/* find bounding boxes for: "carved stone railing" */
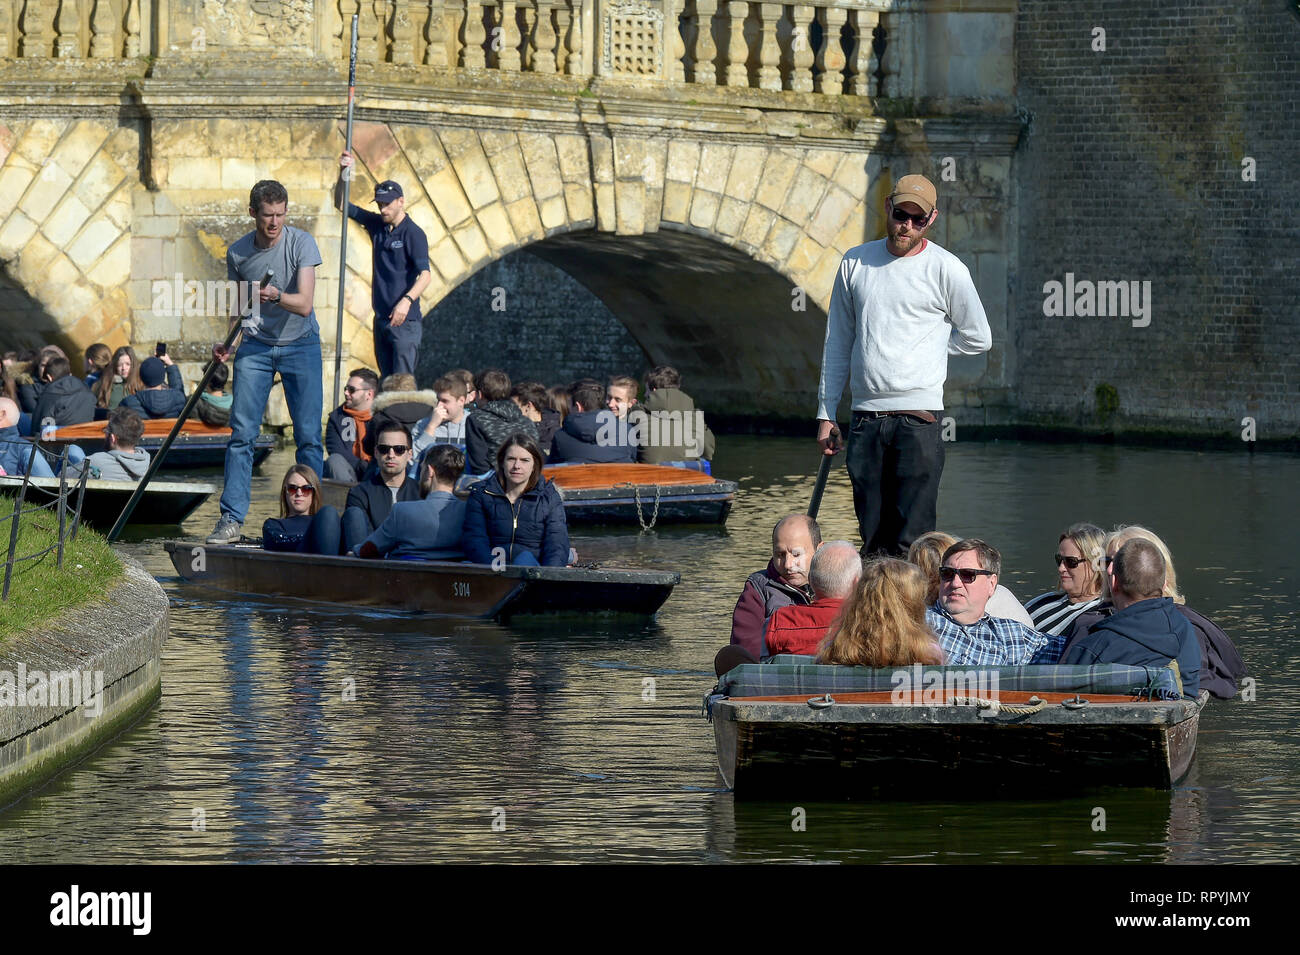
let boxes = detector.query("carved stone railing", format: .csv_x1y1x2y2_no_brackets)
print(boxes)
0,1,921,100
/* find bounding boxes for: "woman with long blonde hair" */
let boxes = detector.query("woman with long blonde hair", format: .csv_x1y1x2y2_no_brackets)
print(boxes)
817,558,944,667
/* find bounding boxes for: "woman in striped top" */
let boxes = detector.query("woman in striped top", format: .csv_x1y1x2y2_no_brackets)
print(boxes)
1024,522,1107,635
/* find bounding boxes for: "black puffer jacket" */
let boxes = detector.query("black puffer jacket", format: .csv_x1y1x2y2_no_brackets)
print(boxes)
464,399,539,475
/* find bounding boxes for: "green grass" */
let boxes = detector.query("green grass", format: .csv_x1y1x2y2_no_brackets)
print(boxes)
0,504,123,639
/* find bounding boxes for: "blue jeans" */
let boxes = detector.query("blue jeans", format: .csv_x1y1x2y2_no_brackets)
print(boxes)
220,332,324,523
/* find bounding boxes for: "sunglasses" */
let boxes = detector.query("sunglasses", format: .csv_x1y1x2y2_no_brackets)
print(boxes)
285,484,314,496
939,566,995,584
377,443,409,456
891,207,931,227
1055,554,1090,569
344,385,370,395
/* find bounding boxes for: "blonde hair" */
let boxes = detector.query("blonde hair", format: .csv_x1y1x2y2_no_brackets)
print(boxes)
816,559,944,668
1059,522,1107,598
1107,524,1184,604
907,530,957,604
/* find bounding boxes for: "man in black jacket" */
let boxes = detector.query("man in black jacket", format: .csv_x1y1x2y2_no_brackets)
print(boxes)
324,367,378,481
34,356,95,428
341,420,422,553
463,368,538,476
548,378,636,464
120,356,186,419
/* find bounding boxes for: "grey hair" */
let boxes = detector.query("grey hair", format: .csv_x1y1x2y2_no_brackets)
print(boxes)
810,540,862,599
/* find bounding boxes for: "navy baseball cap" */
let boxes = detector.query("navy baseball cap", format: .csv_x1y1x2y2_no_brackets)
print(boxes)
374,181,403,203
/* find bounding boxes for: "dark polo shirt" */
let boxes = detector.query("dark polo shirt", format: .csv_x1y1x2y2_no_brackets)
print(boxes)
347,204,431,323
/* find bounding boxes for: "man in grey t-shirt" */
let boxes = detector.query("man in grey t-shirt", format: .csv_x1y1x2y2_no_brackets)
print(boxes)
208,179,325,544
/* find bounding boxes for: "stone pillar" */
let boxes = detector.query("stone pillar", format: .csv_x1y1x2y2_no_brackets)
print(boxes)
425,0,449,66
562,0,582,76
844,9,878,97
90,0,116,59
755,3,781,91
463,0,487,67
691,0,718,85
814,6,845,95
788,5,813,93
723,2,749,88
667,0,686,83
55,0,78,58
21,0,47,58
498,1,522,71
520,2,535,70
125,0,140,57
532,0,558,74
391,0,417,64
359,0,381,61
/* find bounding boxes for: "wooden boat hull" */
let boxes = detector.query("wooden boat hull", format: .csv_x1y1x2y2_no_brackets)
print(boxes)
711,690,1207,797
322,463,737,526
49,420,275,470
1,475,216,527
163,541,679,619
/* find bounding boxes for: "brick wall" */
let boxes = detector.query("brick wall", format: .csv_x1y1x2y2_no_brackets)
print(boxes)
1014,1,1299,438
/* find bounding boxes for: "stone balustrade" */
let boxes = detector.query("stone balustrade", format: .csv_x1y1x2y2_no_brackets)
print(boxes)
0,1,925,101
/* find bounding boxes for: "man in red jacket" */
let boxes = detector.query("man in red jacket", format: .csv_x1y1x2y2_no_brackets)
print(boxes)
727,515,822,661
765,541,862,658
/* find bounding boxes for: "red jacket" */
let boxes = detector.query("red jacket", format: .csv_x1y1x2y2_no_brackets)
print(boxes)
764,596,845,658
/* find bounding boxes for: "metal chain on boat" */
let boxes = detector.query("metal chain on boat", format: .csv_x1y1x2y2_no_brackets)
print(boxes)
616,482,661,531
949,695,1047,715
807,694,835,709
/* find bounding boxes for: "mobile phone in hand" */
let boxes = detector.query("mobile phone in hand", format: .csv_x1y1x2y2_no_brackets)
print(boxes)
155,342,167,357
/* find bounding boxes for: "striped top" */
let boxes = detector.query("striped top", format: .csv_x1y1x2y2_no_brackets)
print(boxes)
1025,591,1104,636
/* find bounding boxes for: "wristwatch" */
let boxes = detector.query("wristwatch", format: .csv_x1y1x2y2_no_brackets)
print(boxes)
403,294,415,305
270,290,282,304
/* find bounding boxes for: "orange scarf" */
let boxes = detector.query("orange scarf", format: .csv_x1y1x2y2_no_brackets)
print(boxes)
343,407,373,463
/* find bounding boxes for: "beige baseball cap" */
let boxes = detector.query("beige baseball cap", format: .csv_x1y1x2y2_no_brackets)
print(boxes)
887,174,937,215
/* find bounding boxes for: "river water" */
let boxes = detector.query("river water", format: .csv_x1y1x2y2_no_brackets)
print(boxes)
2,437,1296,863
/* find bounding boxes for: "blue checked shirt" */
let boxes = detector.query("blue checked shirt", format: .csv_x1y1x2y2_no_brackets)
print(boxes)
926,604,1067,665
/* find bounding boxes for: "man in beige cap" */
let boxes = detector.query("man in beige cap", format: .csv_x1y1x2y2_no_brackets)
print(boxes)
814,174,992,557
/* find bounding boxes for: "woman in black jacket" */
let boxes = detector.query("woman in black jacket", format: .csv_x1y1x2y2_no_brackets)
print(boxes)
461,434,569,566
261,465,343,555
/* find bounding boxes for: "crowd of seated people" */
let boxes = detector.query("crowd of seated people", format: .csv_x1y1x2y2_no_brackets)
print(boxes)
714,514,1246,700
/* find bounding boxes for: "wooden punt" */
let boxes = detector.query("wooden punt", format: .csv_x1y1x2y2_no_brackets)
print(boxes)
322,463,736,526
163,541,680,619
709,685,1208,798
0,474,216,527
48,419,276,470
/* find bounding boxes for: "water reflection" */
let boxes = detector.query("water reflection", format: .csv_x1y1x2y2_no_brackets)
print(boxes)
1,438,1297,862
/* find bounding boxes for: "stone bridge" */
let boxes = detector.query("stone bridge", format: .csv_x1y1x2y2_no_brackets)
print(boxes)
0,0,1018,420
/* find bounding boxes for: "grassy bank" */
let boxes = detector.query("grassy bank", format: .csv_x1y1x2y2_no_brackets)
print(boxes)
0,505,123,638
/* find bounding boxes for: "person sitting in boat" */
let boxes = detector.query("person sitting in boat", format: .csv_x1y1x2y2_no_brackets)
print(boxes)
83,343,112,390
120,355,186,419
765,540,862,658
93,346,143,412
65,407,150,481
261,465,343,555
411,374,473,470
635,365,715,473
194,360,233,428
727,515,821,661
1060,538,1200,698
463,369,539,477
34,355,96,428
462,433,570,567
908,530,1034,626
0,396,56,478
359,445,468,561
924,539,1062,665
341,420,423,554
1061,525,1245,699
324,367,378,481
373,372,436,437
548,378,637,465
818,558,945,667
1022,522,1107,635
511,381,559,461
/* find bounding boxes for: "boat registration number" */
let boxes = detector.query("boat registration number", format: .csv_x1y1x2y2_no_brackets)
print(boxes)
452,581,471,597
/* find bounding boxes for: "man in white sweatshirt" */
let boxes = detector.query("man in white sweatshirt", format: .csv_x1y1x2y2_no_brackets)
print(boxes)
815,174,992,557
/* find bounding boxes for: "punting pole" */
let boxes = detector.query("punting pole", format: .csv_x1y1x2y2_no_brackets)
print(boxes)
106,272,273,542
333,14,359,409
807,424,841,520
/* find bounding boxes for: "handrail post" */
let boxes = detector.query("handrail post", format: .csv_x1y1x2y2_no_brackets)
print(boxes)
56,446,69,569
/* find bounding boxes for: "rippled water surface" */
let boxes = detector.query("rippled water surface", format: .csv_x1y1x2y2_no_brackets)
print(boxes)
2,437,1296,862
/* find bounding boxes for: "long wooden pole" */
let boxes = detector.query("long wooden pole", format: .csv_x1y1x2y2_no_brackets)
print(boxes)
807,425,841,519
333,14,359,410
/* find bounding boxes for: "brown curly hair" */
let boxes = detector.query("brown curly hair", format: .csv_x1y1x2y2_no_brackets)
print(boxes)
816,558,944,668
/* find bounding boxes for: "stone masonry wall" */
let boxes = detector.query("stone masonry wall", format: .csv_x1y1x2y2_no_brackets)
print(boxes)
1014,1,1300,439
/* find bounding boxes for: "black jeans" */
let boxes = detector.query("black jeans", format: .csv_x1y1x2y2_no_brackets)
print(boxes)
845,412,944,558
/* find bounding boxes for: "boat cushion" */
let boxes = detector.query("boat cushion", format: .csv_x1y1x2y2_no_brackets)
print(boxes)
717,662,1182,700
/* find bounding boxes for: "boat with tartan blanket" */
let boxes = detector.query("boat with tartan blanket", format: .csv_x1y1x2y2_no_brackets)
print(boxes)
706,659,1208,797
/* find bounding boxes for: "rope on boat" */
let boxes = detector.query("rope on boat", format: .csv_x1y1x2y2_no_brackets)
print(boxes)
949,695,1046,715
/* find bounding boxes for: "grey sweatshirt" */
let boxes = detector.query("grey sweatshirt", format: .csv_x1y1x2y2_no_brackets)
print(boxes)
68,447,152,482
